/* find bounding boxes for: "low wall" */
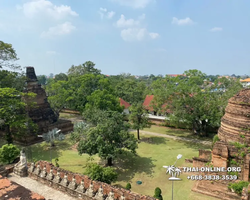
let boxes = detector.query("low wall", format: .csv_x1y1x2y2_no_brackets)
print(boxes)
0,164,15,177
28,161,156,200
198,150,211,160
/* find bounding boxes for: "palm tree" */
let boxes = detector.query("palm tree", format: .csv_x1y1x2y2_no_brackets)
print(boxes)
166,165,175,177
174,167,182,177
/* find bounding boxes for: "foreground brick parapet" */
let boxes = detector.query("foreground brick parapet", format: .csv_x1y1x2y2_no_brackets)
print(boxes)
0,175,45,200
28,160,156,200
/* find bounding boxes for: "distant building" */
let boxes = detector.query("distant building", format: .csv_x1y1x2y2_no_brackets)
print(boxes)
240,78,250,87
166,74,185,77
119,98,131,114
143,95,171,116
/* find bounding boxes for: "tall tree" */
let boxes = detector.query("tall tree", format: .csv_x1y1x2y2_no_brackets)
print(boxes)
76,110,138,166
85,89,123,112
0,41,20,70
37,75,47,85
152,69,243,136
129,103,151,140
114,79,146,104
0,88,37,143
68,61,101,77
54,73,68,81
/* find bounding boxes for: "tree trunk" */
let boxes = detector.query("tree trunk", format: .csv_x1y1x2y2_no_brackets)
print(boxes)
137,129,140,140
5,125,13,144
107,157,113,166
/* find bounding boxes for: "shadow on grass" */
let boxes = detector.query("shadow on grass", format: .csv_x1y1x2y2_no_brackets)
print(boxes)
114,151,156,182
179,140,212,151
140,136,167,145
26,140,72,163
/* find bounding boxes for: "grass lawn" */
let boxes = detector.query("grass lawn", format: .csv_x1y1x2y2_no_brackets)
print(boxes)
18,132,217,200
143,125,215,141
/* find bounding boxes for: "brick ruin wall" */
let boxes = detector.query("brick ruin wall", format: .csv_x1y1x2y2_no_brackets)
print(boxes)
28,160,156,200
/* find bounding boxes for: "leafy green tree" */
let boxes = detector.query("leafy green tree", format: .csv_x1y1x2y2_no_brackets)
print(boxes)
154,187,163,200
114,79,146,104
85,163,118,184
152,69,242,136
129,103,151,140
68,61,101,77
0,144,20,164
0,40,20,70
54,73,68,81
0,88,37,143
85,89,123,112
37,75,47,85
77,110,138,166
46,80,73,113
0,70,26,91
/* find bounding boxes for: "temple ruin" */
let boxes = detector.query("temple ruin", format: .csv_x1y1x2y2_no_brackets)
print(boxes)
192,89,250,200
16,67,73,144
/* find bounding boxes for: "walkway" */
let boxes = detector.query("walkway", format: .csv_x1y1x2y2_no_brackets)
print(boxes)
130,130,212,146
8,173,77,200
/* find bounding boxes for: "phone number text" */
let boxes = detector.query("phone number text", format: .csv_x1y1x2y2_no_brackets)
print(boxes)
187,175,238,181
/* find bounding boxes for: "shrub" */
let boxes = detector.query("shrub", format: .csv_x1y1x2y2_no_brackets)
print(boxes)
228,181,249,195
55,158,59,167
125,183,131,190
154,187,163,200
213,135,219,145
0,144,19,164
85,163,118,184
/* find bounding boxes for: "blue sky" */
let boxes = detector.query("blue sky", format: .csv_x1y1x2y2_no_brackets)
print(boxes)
0,0,250,76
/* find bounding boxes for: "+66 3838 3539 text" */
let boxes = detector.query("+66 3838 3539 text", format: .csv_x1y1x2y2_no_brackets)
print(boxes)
187,174,238,181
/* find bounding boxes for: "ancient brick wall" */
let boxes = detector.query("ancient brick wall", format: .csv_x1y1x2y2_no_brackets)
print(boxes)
28,161,156,200
198,150,211,160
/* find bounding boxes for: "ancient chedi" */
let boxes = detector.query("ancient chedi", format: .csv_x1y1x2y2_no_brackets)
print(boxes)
192,89,250,200
22,67,73,145
25,67,58,133
218,89,250,144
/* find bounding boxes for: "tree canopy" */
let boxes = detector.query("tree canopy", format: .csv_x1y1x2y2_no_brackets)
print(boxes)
0,40,20,70
152,69,243,136
76,110,138,166
67,61,101,77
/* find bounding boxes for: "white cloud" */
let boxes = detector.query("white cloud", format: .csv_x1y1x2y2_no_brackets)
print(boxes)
99,7,115,19
149,32,159,39
41,22,76,38
110,0,154,8
210,27,223,32
107,11,115,19
121,28,159,41
172,17,194,25
116,14,142,28
18,0,78,20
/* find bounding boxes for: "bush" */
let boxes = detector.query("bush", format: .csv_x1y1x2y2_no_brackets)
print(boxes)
85,163,118,184
154,187,163,200
0,144,19,164
213,135,219,145
125,183,131,190
228,181,249,195
55,158,59,167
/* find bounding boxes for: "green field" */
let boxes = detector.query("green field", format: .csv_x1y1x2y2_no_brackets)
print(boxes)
13,132,217,200
143,125,215,141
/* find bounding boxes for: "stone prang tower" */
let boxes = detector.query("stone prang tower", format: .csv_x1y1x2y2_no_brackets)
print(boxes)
25,67,59,133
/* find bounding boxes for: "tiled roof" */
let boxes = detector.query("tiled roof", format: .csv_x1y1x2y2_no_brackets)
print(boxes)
143,95,155,111
119,98,131,109
143,95,172,113
240,78,250,82
0,175,45,200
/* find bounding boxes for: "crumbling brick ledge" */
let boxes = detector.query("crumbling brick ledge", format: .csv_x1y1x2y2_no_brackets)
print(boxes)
28,160,156,200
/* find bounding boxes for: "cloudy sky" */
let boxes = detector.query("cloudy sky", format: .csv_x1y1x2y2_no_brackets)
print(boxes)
0,0,250,76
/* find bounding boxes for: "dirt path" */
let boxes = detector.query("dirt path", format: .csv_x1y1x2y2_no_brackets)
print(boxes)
8,173,77,200
131,130,212,146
